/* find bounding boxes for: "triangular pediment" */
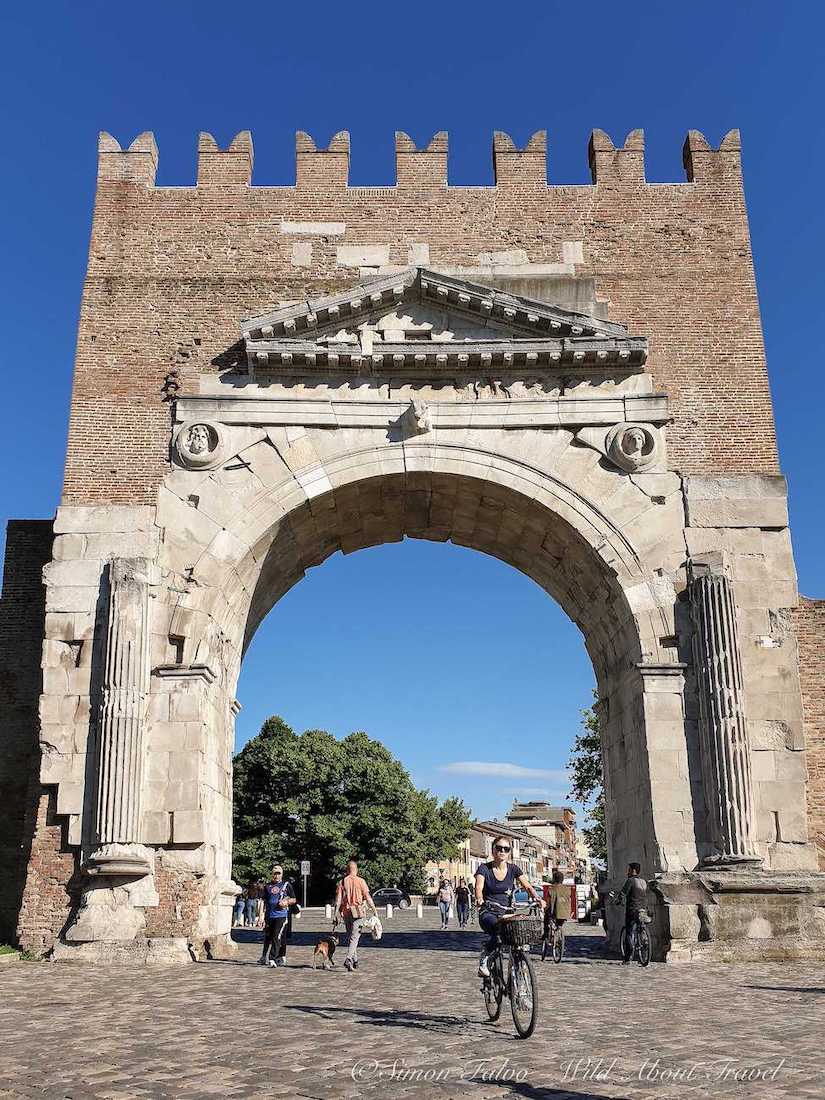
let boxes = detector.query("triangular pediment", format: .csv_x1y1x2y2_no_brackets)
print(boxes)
241,267,647,373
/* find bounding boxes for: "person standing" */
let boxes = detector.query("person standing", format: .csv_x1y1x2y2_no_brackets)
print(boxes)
335,859,376,973
255,880,266,928
258,865,296,968
437,878,454,929
245,881,258,928
233,887,247,928
455,878,471,928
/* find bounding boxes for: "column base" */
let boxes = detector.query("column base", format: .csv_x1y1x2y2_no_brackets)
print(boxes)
85,843,154,877
52,937,192,966
648,868,825,963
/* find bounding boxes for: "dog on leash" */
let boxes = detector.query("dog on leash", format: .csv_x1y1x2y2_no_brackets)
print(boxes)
312,931,339,970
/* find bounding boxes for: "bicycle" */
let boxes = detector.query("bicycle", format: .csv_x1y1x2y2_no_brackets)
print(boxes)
480,905,542,1038
540,915,564,963
618,911,651,967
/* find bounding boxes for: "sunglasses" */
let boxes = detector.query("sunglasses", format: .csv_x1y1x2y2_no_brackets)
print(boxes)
494,845,511,853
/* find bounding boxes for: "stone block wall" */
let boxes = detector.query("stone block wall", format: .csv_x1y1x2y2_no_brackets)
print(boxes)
798,597,825,868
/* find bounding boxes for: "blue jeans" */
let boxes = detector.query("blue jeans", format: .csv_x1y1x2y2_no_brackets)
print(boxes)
479,906,502,951
438,900,450,925
457,902,470,926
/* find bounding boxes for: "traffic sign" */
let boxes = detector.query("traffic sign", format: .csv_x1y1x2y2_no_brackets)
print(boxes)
300,860,310,876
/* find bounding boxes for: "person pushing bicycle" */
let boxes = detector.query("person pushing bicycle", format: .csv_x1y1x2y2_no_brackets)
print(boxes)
475,835,544,977
613,861,648,963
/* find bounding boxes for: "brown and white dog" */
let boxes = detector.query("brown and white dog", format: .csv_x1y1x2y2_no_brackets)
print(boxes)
312,932,338,970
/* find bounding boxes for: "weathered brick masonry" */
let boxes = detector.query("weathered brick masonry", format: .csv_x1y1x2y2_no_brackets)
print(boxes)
64,128,776,506
798,598,825,868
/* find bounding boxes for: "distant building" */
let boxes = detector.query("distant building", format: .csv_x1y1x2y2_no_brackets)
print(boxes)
576,834,594,883
505,801,578,879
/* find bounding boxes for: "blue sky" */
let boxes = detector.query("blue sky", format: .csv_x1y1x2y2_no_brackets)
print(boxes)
1,3,823,822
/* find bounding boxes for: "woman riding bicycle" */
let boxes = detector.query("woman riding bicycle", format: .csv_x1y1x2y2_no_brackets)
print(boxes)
475,835,544,977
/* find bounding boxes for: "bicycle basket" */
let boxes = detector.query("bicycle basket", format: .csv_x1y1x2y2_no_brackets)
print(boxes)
498,913,543,947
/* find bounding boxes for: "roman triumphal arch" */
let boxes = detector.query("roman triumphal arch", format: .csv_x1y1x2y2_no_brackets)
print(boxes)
2,129,824,963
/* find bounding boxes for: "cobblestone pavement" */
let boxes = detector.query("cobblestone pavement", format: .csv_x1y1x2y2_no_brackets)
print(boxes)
1,910,824,1100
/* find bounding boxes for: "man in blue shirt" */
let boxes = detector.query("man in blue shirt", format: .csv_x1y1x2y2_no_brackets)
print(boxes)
258,865,296,968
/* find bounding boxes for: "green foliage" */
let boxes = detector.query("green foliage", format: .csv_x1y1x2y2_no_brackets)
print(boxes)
232,716,472,901
567,697,608,868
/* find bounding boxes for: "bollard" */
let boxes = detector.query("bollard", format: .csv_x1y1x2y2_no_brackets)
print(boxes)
417,903,423,919
325,904,332,919
386,903,393,919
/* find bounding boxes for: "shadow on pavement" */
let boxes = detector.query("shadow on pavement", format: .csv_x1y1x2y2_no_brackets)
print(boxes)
744,984,825,994
285,1002,474,1034
230,927,614,961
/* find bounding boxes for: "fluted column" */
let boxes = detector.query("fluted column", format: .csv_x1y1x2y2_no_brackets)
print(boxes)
689,561,761,864
90,558,153,874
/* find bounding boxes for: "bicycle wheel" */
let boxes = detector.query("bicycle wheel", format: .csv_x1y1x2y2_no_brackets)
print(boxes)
541,936,550,962
483,954,503,1021
552,925,564,964
637,925,651,967
510,950,539,1038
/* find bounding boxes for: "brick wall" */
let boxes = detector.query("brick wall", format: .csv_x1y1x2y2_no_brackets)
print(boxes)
62,129,777,506
798,597,825,868
0,520,53,943
15,789,80,954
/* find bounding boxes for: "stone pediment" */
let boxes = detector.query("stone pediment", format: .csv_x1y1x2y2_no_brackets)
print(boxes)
241,267,646,375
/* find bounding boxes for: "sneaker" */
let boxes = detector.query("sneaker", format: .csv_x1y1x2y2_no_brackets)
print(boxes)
352,959,358,970
477,955,490,978
275,958,286,967
257,957,267,966
344,958,354,972
267,959,277,968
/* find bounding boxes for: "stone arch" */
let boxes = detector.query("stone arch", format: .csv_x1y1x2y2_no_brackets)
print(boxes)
154,436,696,930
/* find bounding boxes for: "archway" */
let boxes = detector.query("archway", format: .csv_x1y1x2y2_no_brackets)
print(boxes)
145,439,697,952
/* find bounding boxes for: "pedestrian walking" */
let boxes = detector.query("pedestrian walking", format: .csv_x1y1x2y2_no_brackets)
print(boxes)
437,878,454,929
255,879,266,928
258,865,297,968
335,859,376,973
455,878,471,927
233,887,247,928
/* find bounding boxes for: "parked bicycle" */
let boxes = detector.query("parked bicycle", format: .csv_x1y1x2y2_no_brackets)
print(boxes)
541,915,564,963
480,905,542,1038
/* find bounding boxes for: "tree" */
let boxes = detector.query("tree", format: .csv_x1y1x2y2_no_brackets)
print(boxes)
567,698,608,867
232,716,472,900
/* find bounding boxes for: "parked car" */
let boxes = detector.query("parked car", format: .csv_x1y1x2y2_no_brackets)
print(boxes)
372,887,411,909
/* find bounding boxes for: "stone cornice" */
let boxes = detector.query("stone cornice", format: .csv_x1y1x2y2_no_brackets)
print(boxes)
245,335,647,374
241,267,630,344
177,392,669,430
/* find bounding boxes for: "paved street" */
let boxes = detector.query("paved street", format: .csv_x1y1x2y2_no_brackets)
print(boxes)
0,910,823,1100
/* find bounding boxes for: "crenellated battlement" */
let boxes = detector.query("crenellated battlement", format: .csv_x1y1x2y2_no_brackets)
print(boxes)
95,128,743,189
